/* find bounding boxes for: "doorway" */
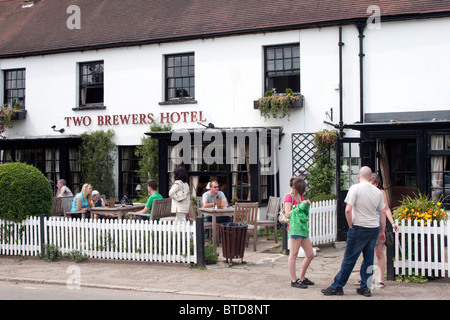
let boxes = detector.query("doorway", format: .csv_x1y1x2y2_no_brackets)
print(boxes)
383,138,418,208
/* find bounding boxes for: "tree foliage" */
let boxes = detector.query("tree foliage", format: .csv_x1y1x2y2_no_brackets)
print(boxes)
135,122,171,199
0,162,53,222
78,130,116,197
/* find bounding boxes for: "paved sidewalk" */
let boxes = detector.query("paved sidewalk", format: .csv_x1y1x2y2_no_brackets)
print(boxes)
0,240,448,300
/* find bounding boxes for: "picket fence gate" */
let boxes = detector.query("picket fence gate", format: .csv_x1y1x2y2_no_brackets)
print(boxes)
308,200,337,246
286,199,337,252
394,219,449,278
0,217,197,264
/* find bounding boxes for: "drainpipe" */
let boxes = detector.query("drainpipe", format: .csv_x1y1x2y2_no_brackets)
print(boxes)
336,26,346,241
355,20,366,123
338,27,344,129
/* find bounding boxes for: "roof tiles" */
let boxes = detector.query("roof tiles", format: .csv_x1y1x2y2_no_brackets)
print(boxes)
1,0,449,57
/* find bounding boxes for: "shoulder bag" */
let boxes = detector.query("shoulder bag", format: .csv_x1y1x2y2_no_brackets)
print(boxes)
278,193,294,224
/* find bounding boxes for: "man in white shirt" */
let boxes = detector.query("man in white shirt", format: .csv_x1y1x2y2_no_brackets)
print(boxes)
202,181,231,235
322,166,386,297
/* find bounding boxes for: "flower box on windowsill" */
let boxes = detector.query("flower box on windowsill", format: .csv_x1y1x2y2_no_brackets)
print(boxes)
11,109,27,120
254,93,304,120
253,95,304,109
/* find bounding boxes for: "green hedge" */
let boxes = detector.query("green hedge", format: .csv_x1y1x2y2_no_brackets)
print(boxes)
0,162,53,222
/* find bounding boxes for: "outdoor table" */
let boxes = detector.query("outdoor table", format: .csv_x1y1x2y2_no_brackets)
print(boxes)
199,206,235,246
90,203,146,220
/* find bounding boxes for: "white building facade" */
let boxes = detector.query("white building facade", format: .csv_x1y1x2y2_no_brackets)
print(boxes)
1,1,450,234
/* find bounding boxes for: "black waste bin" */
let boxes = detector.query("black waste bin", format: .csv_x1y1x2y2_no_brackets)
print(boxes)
220,222,247,266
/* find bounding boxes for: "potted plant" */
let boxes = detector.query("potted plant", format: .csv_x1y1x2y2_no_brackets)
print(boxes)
393,192,447,226
0,103,20,139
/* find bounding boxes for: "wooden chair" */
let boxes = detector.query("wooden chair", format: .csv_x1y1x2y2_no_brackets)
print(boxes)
52,196,69,216
150,198,175,221
63,196,86,218
257,196,281,242
196,196,214,241
233,202,259,251
187,200,196,222
128,198,175,221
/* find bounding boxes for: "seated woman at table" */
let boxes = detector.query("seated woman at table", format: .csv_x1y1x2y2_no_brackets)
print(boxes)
71,183,93,219
92,190,105,207
91,190,106,219
202,180,231,225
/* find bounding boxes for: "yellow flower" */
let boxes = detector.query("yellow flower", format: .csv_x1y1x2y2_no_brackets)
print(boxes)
437,202,441,206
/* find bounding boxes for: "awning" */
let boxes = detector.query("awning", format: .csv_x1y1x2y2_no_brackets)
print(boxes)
345,120,450,131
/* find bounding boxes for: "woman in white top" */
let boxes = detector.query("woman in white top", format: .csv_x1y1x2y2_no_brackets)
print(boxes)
168,166,190,222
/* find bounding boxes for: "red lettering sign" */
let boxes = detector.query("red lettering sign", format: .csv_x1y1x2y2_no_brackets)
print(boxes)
64,111,205,127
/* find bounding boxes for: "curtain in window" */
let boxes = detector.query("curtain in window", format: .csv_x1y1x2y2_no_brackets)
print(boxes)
69,148,81,194
430,135,448,201
121,147,132,196
190,176,199,197
378,139,392,207
0,150,12,163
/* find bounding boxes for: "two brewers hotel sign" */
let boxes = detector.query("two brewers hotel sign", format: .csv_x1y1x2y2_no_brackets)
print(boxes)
64,110,208,127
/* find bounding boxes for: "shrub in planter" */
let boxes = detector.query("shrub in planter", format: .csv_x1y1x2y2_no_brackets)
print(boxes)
0,162,53,222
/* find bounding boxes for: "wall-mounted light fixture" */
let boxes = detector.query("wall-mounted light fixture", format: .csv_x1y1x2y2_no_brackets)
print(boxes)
197,122,215,129
51,125,65,133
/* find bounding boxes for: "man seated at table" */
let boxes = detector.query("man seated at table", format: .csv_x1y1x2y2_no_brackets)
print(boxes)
202,180,231,225
136,180,163,220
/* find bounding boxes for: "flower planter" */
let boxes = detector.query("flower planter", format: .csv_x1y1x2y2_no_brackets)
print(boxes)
253,94,304,109
254,94,304,120
12,109,27,120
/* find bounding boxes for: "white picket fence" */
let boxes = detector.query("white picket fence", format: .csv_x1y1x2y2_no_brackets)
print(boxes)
0,217,197,264
309,200,337,245
0,216,41,257
287,200,337,251
394,219,449,278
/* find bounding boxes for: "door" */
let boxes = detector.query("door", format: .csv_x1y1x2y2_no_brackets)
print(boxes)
336,137,375,241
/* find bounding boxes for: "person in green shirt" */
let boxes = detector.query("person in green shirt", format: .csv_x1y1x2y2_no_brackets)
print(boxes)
286,177,314,289
137,180,163,220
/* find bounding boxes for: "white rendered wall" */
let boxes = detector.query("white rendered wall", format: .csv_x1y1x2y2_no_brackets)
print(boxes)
1,17,449,199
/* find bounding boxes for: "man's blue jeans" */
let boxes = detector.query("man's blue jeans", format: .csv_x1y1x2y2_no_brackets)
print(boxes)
332,225,379,289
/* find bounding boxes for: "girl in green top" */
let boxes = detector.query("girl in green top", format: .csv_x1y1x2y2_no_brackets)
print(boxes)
286,177,314,289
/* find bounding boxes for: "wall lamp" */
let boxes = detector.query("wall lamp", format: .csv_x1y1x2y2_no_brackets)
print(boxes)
51,125,65,133
197,122,215,129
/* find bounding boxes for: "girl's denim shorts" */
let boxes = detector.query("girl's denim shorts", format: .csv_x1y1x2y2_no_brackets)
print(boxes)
289,235,309,240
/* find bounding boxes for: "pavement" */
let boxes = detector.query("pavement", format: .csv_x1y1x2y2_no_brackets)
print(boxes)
0,239,449,300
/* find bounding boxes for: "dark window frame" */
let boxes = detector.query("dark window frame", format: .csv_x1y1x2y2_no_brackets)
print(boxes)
118,146,141,200
3,68,26,109
162,53,196,104
264,43,300,94
78,61,105,109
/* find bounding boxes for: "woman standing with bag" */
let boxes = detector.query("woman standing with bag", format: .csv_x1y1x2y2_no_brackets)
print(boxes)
169,166,190,222
285,177,315,289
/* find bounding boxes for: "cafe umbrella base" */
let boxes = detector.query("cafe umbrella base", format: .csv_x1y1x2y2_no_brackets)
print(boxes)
220,222,248,266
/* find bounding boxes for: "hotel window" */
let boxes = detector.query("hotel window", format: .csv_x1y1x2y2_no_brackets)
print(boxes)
119,146,141,200
164,53,195,103
69,148,82,194
3,69,26,108
264,44,300,94
79,61,104,107
430,134,450,207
